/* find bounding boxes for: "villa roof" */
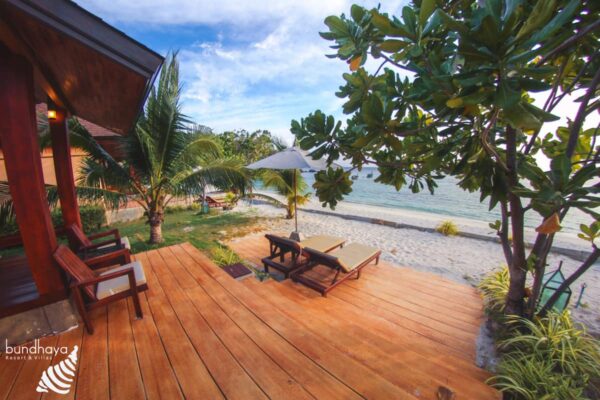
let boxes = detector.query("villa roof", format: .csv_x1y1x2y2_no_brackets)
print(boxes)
0,0,163,135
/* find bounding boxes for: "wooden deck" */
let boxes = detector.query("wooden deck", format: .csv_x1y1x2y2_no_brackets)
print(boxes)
0,255,67,318
0,239,499,399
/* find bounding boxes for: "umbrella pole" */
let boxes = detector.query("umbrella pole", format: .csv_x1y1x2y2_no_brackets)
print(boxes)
294,169,298,233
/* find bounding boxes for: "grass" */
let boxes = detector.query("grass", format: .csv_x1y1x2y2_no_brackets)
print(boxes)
0,209,268,259
106,209,265,254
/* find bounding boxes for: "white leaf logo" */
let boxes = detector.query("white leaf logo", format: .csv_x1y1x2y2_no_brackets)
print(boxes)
36,345,78,394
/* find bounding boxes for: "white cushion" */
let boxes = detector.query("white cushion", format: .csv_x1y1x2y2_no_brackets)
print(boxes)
120,237,131,250
97,236,131,251
96,261,146,300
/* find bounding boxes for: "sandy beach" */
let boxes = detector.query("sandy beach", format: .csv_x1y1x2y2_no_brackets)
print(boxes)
238,196,600,334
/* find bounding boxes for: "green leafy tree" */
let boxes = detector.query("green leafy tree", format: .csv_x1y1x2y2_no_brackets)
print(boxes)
251,169,310,219
77,54,250,243
217,129,287,164
292,1,599,317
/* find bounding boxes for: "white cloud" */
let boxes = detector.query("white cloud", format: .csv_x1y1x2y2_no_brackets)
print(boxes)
77,1,408,143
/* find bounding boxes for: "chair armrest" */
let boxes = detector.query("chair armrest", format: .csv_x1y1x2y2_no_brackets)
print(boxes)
88,229,120,241
85,248,131,268
73,267,134,288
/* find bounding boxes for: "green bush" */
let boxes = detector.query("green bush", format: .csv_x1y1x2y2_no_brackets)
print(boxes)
435,220,459,236
1,205,105,235
478,266,510,316
51,205,106,232
489,312,600,399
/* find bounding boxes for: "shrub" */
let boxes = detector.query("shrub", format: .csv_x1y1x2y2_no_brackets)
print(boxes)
435,220,459,236
187,203,200,211
1,205,105,235
210,245,241,267
478,266,510,316
490,354,587,400
488,312,600,399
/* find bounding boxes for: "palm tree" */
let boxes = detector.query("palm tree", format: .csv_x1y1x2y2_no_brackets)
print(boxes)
253,169,310,219
75,54,249,243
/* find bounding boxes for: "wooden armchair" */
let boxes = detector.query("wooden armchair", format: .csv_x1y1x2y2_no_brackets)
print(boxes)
66,224,131,268
53,245,148,334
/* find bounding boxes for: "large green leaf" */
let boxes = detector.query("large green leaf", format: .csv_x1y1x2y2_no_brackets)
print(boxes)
419,0,437,26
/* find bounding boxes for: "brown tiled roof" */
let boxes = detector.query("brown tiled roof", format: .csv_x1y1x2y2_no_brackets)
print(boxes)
36,104,119,138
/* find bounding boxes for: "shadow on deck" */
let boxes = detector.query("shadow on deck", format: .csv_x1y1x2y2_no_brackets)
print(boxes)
0,240,499,399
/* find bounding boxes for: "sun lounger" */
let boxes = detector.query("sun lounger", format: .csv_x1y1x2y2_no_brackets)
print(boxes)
291,243,381,296
262,234,345,278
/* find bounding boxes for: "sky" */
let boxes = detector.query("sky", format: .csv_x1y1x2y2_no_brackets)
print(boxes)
78,0,407,146
78,0,596,169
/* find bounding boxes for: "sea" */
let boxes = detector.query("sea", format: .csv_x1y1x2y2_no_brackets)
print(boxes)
296,167,591,235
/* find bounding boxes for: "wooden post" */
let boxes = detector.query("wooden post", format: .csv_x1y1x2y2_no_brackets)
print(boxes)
0,48,64,295
49,102,82,235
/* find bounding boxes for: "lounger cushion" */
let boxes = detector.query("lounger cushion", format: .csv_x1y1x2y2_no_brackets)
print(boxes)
299,235,345,253
333,243,380,273
96,261,146,300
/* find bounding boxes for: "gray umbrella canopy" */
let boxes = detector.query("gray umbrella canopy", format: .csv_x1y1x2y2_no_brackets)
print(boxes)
246,147,331,240
246,147,329,171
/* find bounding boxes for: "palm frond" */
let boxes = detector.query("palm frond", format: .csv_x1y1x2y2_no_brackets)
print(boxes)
260,169,308,196
244,193,286,208
174,158,250,197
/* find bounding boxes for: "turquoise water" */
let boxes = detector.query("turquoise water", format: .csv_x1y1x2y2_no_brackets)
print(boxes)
296,168,589,235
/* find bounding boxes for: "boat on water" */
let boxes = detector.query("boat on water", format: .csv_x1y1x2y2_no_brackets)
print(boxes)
351,175,359,180
366,173,373,178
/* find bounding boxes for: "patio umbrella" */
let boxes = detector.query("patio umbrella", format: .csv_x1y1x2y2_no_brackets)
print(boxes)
246,147,330,240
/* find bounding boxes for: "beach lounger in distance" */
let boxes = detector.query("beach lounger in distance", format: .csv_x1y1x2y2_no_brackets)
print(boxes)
53,245,148,334
263,234,345,278
291,243,381,296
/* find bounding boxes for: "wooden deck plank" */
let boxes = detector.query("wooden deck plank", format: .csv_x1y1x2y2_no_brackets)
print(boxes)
75,307,110,400
151,247,271,400
107,300,145,400
126,293,183,400
168,245,364,400
3,240,498,400
41,326,84,400
180,242,420,400
136,251,225,400
248,275,497,400
0,355,24,400
7,335,59,400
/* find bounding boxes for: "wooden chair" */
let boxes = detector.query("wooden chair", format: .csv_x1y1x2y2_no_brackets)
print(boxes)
66,224,131,268
262,234,346,278
53,245,148,334
291,243,381,296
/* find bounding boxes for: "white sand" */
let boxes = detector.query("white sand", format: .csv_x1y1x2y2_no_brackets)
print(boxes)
237,197,600,334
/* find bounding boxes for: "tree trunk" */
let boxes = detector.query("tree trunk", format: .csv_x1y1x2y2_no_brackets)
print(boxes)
148,201,164,244
504,126,528,316
525,234,554,317
149,221,163,244
286,201,294,219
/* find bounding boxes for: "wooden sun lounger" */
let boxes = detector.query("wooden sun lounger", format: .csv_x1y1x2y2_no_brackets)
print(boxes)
262,234,345,278
291,243,381,296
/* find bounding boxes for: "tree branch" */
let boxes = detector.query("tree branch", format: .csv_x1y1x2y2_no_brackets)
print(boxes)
566,66,600,158
499,200,513,264
480,109,509,171
537,20,600,66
